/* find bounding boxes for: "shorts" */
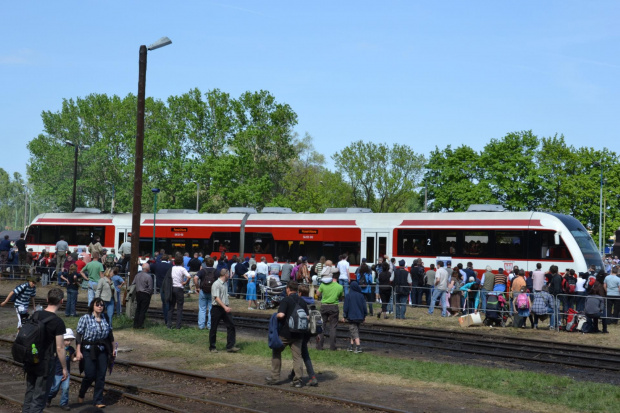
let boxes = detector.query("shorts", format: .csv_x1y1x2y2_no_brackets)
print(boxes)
348,322,360,340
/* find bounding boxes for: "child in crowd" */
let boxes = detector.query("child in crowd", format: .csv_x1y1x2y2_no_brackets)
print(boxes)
0,275,37,328
47,328,77,410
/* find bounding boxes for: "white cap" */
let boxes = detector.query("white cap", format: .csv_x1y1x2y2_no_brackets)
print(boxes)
64,328,75,340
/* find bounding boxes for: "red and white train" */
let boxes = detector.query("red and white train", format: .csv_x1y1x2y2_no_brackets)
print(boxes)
24,206,603,273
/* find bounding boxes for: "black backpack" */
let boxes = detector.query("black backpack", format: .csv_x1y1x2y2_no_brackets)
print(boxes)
199,268,217,293
12,311,52,373
358,272,369,288
287,298,309,333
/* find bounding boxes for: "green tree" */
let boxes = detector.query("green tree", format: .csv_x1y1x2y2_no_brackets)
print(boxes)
424,145,494,211
333,141,425,212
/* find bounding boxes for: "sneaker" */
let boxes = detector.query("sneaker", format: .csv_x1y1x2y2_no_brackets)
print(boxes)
265,377,279,385
226,347,240,353
308,376,319,387
209,348,218,353
347,345,353,352
60,406,71,411
290,380,303,388
354,346,363,353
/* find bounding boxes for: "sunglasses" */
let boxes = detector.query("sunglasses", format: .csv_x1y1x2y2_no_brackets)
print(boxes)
94,303,104,307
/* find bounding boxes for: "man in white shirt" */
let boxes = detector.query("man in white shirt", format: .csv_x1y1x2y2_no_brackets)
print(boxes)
337,255,350,295
256,257,269,287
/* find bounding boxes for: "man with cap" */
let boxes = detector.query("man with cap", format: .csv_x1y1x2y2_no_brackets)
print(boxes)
1,275,38,328
392,260,412,319
316,261,344,350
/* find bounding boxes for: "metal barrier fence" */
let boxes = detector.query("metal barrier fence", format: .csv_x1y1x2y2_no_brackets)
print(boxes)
554,292,620,332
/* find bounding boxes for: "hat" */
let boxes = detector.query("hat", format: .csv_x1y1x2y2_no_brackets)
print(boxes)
398,259,406,267
78,254,84,259
498,268,504,273
64,328,75,340
468,276,475,283
302,256,308,262
361,258,367,263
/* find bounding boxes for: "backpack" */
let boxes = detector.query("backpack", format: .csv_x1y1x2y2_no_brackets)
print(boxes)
12,311,52,373
586,275,596,292
358,272,369,288
563,276,577,294
287,298,309,333
199,268,217,293
308,309,323,336
105,254,115,267
564,308,580,332
516,293,530,310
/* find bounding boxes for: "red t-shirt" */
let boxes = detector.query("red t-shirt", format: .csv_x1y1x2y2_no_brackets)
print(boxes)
76,260,86,272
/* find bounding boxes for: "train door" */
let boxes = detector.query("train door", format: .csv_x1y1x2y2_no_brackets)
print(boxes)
363,231,389,265
117,229,129,251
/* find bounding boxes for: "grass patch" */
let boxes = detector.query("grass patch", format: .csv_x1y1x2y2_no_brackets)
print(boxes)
125,322,618,412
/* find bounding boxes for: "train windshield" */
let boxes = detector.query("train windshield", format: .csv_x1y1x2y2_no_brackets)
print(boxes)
570,230,602,269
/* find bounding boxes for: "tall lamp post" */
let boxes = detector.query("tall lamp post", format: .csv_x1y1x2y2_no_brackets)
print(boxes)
593,161,604,255
129,36,172,285
22,184,28,229
192,181,199,212
151,188,160,259
65,141,90,212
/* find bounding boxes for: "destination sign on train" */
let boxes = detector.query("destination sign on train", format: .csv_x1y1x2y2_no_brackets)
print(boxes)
171,227,188,232
299,229,319,234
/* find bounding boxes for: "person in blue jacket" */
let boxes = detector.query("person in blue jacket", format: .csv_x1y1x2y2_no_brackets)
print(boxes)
343,280,368,353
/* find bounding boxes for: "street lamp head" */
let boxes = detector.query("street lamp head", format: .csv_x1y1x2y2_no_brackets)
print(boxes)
82,145,91,150
593,161,601,167
65,140,75,147
151,188,161,194
147,37,172,51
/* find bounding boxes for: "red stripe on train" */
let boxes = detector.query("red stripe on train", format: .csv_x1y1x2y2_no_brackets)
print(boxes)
398,219,542,227
247,220,357,226
37,219,113,224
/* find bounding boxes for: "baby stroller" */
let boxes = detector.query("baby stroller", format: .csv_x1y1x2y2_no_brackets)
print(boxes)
258,282,286,310
484,293,510,327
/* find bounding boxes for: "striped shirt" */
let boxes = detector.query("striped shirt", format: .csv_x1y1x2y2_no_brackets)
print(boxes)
494,273,507,287
12,283,36,309
76,313,112,350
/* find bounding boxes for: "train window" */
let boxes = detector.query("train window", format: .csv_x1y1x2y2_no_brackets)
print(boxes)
244,233,274,256
273,240,361,265
430,230,457,256
211,232,238,255
462,231,490,257
366,237,374,263
396,230,427,256
537,231,572,260
25,225,39,244
496,231,524,259
40,226,57,245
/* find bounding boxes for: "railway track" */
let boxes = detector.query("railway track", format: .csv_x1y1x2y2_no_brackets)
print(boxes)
0,342,407,413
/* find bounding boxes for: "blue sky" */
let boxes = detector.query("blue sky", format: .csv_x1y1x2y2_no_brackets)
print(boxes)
2,1,619,179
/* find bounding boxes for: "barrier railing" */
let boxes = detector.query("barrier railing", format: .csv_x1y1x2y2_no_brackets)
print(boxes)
554,292,620,332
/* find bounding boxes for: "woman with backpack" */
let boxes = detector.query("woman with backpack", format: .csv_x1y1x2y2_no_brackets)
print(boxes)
513,286,532,328
356,263,374,316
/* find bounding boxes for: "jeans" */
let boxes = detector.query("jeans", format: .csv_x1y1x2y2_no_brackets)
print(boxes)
209,305,236,350
87,281,98,306
23,360,55,413
428,289,447,316
395,293,408,319
116,290,122,315
575,291,587,312
411,286,423,307
256,273,267,287
104,299,115,328
198,290,212,329
79,348,108,405
47,374,70,406
160,290,169,324
65,289,78,316
479,289,488,312
339,278,349,296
